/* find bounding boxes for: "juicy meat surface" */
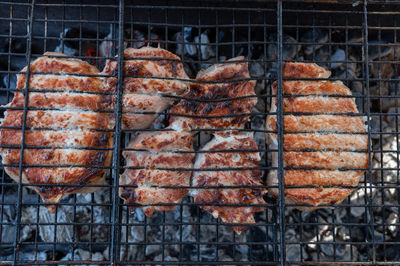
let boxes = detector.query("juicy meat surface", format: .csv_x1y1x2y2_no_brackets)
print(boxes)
191,134,266,232
266,62,369,209
102,47,189,130
170,57,257,134
0,52,114,211
120,130,195,217
283,62,331,78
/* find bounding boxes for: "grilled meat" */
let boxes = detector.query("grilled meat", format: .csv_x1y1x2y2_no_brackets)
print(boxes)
170,57,257,134
102,47,189,129
0,52,114,211
266,62,369,209
190,133,266,233
120,130,194,217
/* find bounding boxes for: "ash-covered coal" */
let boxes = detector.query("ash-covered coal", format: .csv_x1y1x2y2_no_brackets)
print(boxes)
0,23,399,265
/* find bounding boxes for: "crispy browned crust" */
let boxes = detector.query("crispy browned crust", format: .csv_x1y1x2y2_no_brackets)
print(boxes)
2,110,114,130
191,134,266,233
170,57,257,134
266,62,368,209
11,92,113,111
278,80,351,95
283,96,357,114
196,56,249,81
0,53,113,211
120,130,194,217
102,47,189,130
283,133,368,151
283,62,331,78
170,81,257,132
268,115,366,133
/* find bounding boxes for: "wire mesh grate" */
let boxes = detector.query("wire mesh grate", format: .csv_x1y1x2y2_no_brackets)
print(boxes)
0,0,399,265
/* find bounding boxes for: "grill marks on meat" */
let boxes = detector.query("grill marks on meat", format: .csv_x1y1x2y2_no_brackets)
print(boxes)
117,47,193,217
102,47,189,129
170,57,266,232
0,52,114,211
266,62,369,209
170,57,257,133
120,130,194,217
190,134,266,233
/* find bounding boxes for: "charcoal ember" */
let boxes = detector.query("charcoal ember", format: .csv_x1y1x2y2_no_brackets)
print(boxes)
0,38,40,70
301,28,328,55
129,30,146,49
39,206,73,243
371,60,395,79
286,244,303,262
2,73,17,89
350,81,364,110
348,30,363,43
330,48,345,69
249,62,265,78
368,40,394,60
248,227,268,261
60,248,104,264
99,28,160,59
194,30,215,60
174,27,197,57
370,115,393,141
1,218,15,245
74,190,110,244
54,28,98,58
251,112,266,162
20,206,38,242
314,47,330,67
1,251,47,261
332,68,356,81
267,34,298,61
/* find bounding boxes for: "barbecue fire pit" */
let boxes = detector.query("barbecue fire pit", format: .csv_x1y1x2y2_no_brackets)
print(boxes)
0,0,400,265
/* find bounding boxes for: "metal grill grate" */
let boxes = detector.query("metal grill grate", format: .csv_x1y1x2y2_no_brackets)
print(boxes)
0,0,400,265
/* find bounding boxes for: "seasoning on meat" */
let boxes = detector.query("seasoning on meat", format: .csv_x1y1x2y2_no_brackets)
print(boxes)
170,56,257,134
120,130,194,216
102,47,189,130
190,134,266,232
0,52,114,211
266,62,369,209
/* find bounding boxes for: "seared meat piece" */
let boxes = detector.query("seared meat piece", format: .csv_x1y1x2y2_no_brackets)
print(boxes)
102,47,189,130
0,52,114,211
191,134,266,233
266,62,369,209
283,62,331,78
120,130,194,217
170,57,257,133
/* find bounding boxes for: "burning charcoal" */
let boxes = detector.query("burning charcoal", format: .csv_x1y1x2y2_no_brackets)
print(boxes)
330,48,346,69
1,251,47,261
2,74,17,89
1,219,15,245
39,206,73,243
54,28,98,58
60,249,91,263
129,30,146,49
348,30,363,43
370,115,392,140
371,61,395,79
369,41,393,60
99,29,126,59
194,30,215,60
183,27,197,56
267,34,297,61
301,28,328,55
249,62,265,78
174,27,197,57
